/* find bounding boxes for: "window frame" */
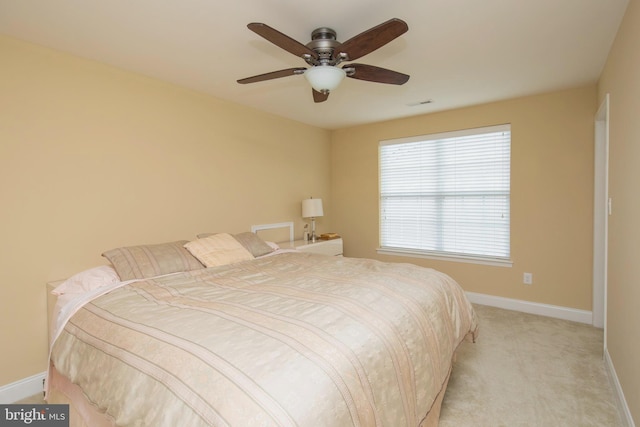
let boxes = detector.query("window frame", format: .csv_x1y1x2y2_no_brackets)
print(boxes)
377,124,512,267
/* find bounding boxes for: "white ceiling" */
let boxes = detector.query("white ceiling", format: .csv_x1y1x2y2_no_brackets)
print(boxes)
0,0,628,130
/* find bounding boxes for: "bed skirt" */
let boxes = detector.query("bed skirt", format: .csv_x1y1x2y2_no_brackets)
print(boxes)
47,364,116,427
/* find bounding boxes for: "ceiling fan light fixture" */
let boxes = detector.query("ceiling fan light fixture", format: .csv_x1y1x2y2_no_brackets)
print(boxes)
304,66,346,93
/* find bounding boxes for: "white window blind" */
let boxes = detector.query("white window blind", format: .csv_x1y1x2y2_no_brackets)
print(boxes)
379,124,511,262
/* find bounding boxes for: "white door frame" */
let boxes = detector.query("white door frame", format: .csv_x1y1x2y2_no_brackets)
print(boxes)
593,94,609,342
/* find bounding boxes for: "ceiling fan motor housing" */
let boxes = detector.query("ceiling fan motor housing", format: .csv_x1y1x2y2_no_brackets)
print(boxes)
307,27,341,64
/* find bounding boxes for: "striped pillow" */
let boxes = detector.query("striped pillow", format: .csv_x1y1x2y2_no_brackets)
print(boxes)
102,240,204,280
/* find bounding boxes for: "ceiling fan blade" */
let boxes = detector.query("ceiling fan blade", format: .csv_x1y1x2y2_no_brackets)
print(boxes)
248,23,319,61
345,63,410,85
313,89,329,103
337,18,408,61
237,67,306,84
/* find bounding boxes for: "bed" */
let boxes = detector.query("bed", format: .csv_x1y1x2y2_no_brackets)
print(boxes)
45,228,478,427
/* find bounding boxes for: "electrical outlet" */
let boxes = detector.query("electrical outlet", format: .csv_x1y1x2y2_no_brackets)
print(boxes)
523,272,533,285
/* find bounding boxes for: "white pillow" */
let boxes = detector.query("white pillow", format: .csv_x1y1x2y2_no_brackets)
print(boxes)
265,241,280,251
184,233,254,267
52,265,120,296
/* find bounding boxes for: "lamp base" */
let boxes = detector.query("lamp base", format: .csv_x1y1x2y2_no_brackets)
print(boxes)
311,218,317,242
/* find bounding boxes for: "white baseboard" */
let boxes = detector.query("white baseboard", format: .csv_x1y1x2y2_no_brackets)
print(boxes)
466,291,593,324
0,371,46,404
604,348,636,427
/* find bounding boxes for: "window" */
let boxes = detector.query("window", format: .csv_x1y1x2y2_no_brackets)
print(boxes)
379,124,511,265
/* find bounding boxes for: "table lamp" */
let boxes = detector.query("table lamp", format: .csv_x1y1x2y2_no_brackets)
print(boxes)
302,197,324,242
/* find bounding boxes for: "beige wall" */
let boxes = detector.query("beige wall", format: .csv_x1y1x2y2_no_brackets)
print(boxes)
0,35,331,387
331,86,597,311
598,0,640,422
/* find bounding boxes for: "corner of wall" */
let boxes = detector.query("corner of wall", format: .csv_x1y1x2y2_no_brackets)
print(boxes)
604,348,636,427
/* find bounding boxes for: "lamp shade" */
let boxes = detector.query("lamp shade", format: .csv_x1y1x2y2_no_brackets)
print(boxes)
302,198,324,218
304,66,346,93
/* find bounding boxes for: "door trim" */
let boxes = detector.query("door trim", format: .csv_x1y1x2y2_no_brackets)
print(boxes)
593,94,609,338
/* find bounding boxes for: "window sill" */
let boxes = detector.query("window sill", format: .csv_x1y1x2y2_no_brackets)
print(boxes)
376,247,513,267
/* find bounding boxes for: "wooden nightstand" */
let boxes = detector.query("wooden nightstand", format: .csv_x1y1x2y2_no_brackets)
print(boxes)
279,238,343,256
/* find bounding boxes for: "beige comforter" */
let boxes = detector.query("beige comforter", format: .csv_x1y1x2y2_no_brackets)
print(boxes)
51,252,478,427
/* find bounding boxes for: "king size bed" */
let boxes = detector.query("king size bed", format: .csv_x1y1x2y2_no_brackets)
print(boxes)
46,228,478,427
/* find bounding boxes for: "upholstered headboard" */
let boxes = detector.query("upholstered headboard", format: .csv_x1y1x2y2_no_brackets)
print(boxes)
46,280,63,347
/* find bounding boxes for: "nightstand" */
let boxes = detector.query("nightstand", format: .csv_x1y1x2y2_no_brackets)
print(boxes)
279,238,343,256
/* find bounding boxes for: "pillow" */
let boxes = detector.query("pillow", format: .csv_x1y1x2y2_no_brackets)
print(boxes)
232,232,275,257
102,240,204,280
52,265,120,296
184,233,254,268
265,241,280,251
196,232,275,257
196,232,215,239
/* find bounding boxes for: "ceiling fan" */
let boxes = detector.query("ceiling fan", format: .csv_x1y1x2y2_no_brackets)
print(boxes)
237,18,410,103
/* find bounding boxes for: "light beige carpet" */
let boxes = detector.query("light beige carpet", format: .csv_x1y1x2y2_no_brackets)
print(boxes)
18,304,623,426
440,304,622,426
